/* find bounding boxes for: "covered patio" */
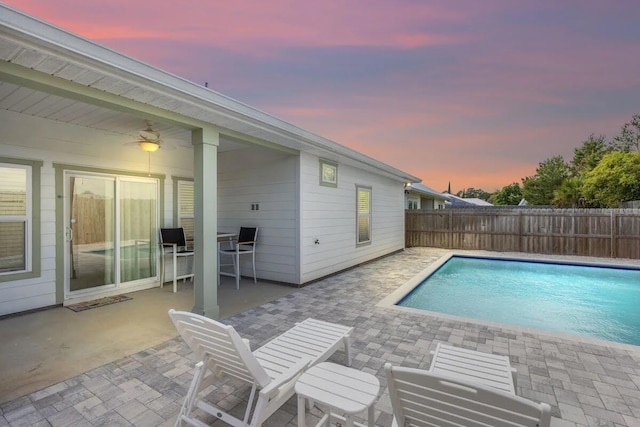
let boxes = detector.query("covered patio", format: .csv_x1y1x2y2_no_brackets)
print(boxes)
0,12,301,319
2,248,639,427
0,276,298,405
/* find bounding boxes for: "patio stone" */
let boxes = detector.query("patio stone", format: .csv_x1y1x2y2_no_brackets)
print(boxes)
623,415,640,427
114,400,149,421
90,410,132,426
559,402,589,425
47,406,92,427
1,402,36,423
2,248,640,426
129,409,165,427
3,407,45,427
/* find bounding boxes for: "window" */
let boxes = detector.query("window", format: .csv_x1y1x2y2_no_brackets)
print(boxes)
319,159,338,188
356,186,371,246
177,180,194,243
0,162,34,275
407,197,419,210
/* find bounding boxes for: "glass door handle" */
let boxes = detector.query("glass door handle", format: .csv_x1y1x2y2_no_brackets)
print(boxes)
65,226,73,243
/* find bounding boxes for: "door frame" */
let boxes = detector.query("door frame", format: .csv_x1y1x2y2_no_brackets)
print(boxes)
64,171,118,297
54,163,165,304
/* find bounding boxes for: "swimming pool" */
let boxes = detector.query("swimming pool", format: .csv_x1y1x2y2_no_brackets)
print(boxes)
396,255,640,346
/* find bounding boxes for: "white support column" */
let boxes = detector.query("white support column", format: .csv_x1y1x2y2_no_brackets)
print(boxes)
191,127,219,318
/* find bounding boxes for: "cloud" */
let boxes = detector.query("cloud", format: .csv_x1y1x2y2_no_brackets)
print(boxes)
4,0,640,192
8,1,466,52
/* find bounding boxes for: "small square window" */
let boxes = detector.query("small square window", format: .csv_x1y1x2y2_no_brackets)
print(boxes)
319,159,338,188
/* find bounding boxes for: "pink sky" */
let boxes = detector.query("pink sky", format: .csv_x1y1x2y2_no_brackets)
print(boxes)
6,1,640,192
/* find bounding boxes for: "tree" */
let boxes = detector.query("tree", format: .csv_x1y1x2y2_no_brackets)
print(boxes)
491,183,523,205
582,151,640,207
456,187,491,200
521,156,569,205
612,113,640,152
571,134,611,175
552,176,584,207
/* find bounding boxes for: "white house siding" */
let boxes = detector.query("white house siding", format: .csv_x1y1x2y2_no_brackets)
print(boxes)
421,198,435,210
0,110,193,315
217,147,299,284
422,197,446,210
300,152,405,283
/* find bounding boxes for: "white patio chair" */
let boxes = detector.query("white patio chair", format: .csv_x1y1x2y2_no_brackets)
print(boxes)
385,363,551,427
169,310,353,427
219,226,258,289
160,228,194,293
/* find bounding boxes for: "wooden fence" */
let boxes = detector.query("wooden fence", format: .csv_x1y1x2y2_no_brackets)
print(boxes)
71,195,156,244
406,208,640,259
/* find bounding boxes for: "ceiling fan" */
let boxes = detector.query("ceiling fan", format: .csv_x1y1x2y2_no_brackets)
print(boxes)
137,120,163,152
125,120,169,175
125,120,187,151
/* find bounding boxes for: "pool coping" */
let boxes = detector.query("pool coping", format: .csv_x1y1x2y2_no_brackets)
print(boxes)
377,250,640,352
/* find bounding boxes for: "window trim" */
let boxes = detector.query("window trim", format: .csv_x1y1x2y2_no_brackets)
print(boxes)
0,157,42,283
407,196,420,210
319,159,338,188
356,185,372,247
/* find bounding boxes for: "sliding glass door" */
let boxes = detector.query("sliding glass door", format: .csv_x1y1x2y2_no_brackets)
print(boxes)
119,179,158,283
65,172,158,296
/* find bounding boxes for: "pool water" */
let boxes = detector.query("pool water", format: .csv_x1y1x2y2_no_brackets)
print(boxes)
89,243,152,260
398,256,640,346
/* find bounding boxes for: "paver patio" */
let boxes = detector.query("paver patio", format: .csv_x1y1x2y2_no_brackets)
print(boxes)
2,247,640,426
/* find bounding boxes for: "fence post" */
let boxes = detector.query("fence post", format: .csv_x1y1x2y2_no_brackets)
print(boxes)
611,210,616,258
518,211,523,253
572,210,576,255
405,210,408,248
448,209,453,249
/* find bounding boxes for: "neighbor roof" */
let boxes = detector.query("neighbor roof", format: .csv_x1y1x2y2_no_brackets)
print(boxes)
446,194,493,206
406,183,449,201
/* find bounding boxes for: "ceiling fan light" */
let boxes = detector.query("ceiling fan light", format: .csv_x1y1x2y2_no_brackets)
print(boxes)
139,141,160,152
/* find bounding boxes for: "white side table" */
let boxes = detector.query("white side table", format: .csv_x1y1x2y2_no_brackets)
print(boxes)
429,343,517,394
295,362,380,427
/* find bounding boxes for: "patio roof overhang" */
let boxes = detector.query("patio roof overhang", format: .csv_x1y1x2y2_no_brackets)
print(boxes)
0,4,419,183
